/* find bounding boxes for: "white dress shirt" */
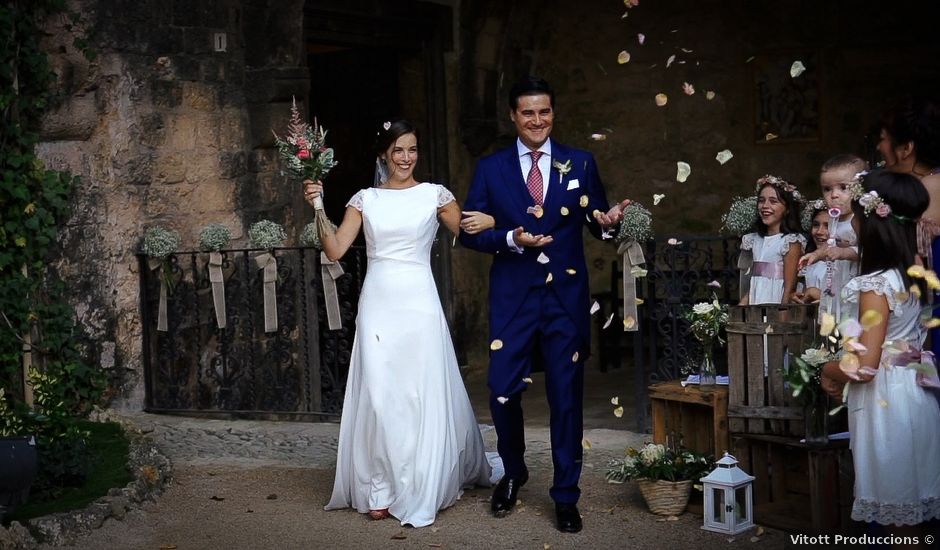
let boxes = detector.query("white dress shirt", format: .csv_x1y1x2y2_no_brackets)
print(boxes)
506,138,553,251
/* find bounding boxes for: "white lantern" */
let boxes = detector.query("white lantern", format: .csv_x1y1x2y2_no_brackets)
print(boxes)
700,452,755,535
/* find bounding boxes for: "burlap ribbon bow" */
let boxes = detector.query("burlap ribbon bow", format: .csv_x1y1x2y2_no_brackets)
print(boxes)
147,258,169,332
737,249,754,301
208,252,227,329
617,239,646,332
254,252,278,333
320,252,344,330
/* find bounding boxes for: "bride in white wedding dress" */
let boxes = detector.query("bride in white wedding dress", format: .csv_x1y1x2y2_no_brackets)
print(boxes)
304,120,498,527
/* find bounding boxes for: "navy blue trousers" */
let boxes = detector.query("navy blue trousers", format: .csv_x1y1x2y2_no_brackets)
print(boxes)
488,286,584,504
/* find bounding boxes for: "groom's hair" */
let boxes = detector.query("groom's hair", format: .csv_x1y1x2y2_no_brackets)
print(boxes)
509,76,555,111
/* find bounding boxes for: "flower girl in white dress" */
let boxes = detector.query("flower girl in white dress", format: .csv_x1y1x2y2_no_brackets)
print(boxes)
823,170,940,532
739,175,806,305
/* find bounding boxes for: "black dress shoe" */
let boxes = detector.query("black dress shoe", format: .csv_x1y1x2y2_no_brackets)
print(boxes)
555,503,582,533
490,474,528,517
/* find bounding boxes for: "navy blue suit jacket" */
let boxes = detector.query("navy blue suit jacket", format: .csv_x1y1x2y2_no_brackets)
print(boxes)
459,140,611,356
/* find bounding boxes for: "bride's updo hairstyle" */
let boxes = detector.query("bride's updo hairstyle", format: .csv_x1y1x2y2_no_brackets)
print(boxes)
856,169,929,303
375,119,418,157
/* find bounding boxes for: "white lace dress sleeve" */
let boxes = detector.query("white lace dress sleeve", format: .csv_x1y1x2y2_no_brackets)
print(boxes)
436,185,456,208
781,233,807,254
740,233,756,250
842,272,898,311
346,189,365,212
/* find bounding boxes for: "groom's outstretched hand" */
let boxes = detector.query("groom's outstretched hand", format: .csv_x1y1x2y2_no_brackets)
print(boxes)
512,227,553,247
594,198,631,227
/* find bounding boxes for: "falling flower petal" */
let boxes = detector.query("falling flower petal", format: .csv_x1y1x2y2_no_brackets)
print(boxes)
705,90,716,100
667,237,681,246
707,280,721,288
839,352,860,378
566,268,577,275
924,318,940,329
820,312,836,336
654,93,668,107
653,193,665,205
844,340,868,353
611,396,620,405
860,309,884,330
613,406,624,418
546,272,553,284
526,205,544,218
676,161,691,182
927,272,940,290
630,266,648,277
490,339,504,351
572,352,580,362
603,313,615,329
666,54,676,68
623,316,636,330
682,82,695,95
681,48,693,53
910,284,923,300
617,51,631,64
765,133,778,141
745,56,755,63
635,298,644,305
523,377,533,384
715,149,733,165
580,195,589,207
839,318,863,339
637,33,645,45
601,228,615,240
592,209,603,219
878,399,888,408
537,252,550,264
496,396,509,404
582,438,592,450
790,60,806,78
591,301,601,315
560,206,570,216
590,133,607,141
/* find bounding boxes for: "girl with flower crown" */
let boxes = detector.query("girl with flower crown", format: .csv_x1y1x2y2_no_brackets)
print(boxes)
821,170,940,532
738,175,806,305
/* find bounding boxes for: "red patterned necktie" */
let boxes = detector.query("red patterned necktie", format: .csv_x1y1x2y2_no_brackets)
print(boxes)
526,151,544,205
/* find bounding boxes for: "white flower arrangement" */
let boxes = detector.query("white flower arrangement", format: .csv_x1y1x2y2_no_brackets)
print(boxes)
141,226,180,259
248,220,286,250
199,223,232,252
300,219,337,250
614,202,654,243
720,196,758,236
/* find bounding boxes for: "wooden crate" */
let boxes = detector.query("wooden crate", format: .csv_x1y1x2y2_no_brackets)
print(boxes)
726,304,817,436
732,433,854,531
648,380,728,458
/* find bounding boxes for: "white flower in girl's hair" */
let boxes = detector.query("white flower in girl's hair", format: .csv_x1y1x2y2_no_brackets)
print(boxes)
382,121,391,131
859,190,892,218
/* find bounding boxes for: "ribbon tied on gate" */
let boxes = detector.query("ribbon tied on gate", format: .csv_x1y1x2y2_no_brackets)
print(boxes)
208,251,227,329
320,252,345,330
147,258,170,332
254,252,278,333
737,248,754,301
617,238,646,332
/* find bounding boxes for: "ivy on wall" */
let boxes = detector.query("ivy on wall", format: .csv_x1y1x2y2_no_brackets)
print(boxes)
0,0,105,488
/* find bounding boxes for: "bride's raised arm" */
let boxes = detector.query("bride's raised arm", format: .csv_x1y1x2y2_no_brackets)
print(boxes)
304,179,363,262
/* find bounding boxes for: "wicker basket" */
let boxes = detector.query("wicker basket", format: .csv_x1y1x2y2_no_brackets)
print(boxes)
637,479,693,516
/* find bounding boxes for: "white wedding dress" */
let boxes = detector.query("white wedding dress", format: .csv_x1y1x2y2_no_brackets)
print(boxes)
324,182,493,527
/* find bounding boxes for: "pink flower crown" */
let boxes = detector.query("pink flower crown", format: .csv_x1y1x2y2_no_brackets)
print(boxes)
755,174,802,201
858,190,892,218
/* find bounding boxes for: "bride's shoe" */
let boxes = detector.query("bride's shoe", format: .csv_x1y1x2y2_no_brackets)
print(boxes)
368,509,390,520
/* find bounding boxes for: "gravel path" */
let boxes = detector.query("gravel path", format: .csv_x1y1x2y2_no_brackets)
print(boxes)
38,413,790,550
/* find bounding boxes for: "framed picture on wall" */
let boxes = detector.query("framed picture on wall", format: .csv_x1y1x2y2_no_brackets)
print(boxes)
752,52,821,144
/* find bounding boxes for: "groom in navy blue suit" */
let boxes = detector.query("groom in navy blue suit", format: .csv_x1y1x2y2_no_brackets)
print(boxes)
459,77,628,533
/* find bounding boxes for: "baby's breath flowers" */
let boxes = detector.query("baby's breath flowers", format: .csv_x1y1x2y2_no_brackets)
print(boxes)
248,220,286,250
141,226,180,259
614,202,653,244
721,196,758,236
199,223,231,252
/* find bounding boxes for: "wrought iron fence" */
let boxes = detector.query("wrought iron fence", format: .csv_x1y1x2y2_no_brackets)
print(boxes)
139,246,366,418
593,235,742,431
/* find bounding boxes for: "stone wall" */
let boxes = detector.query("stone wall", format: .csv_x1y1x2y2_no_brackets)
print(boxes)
37,0,309,410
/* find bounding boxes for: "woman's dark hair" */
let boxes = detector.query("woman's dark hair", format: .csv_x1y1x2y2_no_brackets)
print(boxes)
880,94,940,168
755,182,803,237
803,205,830,254
508,76,555,111
375,119,418,157
857,169,930,303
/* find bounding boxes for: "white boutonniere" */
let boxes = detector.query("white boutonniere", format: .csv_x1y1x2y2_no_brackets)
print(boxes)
552,159,572,184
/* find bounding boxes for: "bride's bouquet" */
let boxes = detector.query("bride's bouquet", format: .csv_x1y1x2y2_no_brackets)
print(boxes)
272,97,338,236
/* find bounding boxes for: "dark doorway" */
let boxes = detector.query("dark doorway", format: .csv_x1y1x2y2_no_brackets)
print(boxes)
306,45,401,227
